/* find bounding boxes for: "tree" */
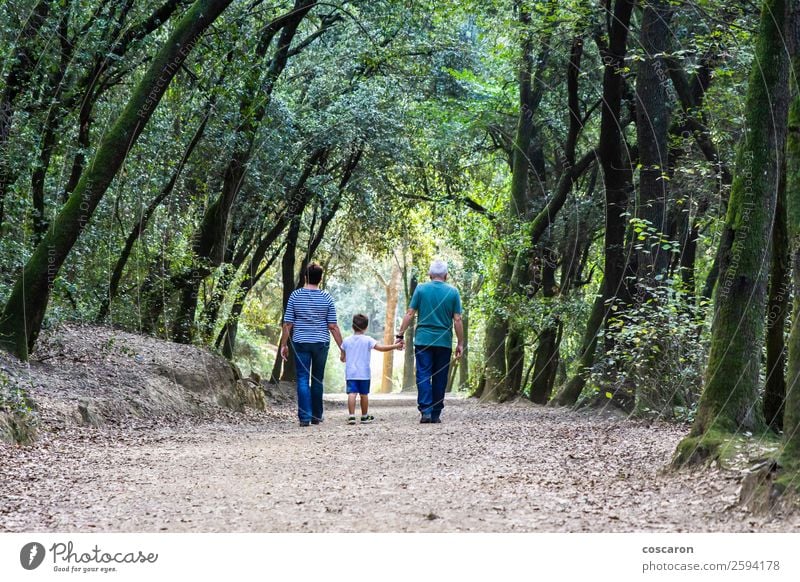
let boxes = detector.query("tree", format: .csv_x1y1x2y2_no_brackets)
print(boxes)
377,256,402,393
675,0,790,464
0,0,234,359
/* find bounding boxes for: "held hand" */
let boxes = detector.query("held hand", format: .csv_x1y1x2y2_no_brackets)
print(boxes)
339,349,346,363
455,344,464,359
280,344,289,361
395,339,405,351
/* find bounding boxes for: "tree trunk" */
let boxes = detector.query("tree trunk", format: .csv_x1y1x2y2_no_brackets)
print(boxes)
597,0,636,323
402,271,418,392
480,3,540,401
380,261,402,393
218,242,285,359
550,287,605,406
635,0,674,285
271,216,302,383
459,306,469,390
765,158,789,431
480,254,513,401
0,0,51,230
684,0,789,443
0,0,233,359
530,252,560,404
780,4,800,466
554,0,635,406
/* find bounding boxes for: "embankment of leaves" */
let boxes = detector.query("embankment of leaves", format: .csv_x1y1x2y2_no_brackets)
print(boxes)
0,323,268,443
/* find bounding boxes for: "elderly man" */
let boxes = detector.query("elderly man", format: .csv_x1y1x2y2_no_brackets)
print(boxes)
396,259,464,423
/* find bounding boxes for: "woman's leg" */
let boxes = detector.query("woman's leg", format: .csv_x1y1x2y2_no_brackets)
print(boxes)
309,342,329,422
293,343,313,423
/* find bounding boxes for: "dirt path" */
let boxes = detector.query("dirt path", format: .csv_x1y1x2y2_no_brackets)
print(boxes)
2,396,798,532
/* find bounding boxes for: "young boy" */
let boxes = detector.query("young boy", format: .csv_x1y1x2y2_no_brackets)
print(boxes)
340,313,402,424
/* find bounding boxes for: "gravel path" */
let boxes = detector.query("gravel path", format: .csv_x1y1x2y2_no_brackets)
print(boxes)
2,396,799,532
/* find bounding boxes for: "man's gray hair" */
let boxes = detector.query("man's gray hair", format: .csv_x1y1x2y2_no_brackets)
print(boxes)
428,259,448,278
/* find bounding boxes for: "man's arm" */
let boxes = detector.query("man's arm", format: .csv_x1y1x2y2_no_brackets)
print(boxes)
396,308,417,339
279,323,293,360
453,313,464,359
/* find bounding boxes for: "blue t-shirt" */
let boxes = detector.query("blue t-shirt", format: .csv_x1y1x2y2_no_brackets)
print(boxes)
409,281,462,348
284,288,337,344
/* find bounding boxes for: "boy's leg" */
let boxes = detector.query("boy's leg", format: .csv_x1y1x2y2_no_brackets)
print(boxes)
293,343,313,424
347,392,357,415
430,347,452,421
415,345,434,418
360,380,370,416
309,342,329,422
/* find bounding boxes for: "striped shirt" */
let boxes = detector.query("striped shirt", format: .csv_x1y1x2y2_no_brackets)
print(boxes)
284,288,337,344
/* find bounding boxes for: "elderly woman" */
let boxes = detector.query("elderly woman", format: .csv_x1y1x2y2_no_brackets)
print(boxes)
278,262,344,426
396,259,464,423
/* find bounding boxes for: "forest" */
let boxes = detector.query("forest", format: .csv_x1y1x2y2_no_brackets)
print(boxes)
3,0,800,527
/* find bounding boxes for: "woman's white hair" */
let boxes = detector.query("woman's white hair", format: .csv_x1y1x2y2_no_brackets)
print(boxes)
428,259,448,278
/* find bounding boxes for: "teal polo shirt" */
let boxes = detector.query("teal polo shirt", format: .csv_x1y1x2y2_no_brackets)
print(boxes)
410,280,462,348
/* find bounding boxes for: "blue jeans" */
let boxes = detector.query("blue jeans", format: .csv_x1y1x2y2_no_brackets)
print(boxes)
292,341,329,423
415,345,452,420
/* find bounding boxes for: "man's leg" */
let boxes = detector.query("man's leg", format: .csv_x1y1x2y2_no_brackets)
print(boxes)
309,342,329,422
415,345,434,418
293,343,313,424
431,347,452,421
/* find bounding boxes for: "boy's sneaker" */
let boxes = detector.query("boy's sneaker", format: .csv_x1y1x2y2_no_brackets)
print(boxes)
347,415,357,425
360,415,375,424
420,414,432,424
299,421,310,427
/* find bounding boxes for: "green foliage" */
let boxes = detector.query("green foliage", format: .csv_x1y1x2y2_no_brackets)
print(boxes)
0,0,772,434
0,368,38,443
588,286,709,422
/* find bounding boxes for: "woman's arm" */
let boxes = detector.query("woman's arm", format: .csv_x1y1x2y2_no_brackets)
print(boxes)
328,323,344,350
279,323,293,360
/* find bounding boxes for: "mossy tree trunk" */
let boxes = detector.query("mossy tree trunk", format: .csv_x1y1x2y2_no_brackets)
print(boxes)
0,0,233,360
765,160,789,431
550,287,604,406
781,4,800,469
480,2,543,401
677,0,790,462
529,251,561,404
